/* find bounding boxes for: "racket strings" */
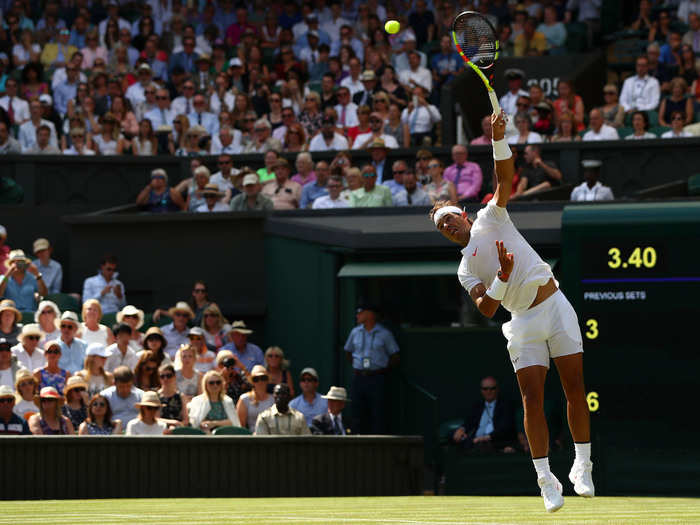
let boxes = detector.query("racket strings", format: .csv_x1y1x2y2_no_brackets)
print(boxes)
454,16,497,68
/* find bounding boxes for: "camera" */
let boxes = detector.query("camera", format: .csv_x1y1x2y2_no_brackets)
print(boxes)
16,260,28,271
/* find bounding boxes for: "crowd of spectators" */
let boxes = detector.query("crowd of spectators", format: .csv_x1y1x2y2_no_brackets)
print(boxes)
0,232,391,436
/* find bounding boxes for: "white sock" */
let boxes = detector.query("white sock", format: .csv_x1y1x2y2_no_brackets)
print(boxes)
533,457,551,480
574,442,591,465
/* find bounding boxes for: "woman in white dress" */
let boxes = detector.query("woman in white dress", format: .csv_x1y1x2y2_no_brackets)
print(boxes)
93,112,121,155
79,299,113,346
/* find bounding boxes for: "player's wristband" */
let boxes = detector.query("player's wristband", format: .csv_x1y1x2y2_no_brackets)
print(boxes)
498,270,509,282
485,275,508,301
492,138,512,161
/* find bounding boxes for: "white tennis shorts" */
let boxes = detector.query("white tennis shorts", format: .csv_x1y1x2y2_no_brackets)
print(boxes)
501,289,583,372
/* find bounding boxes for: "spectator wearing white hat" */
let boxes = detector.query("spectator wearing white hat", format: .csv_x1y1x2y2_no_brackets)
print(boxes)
289,367,328,426
188,327,215,373
12,369,39,418
35,300,61,347
11,324,45,372
57,311,87,374
161,302,195,359
0,249,48,311
104,323,138,373
76,343,114,398
570,160,615,202
135,168,186,213
81,254,127,315
196,184,230,212
0,384,31,434
31,238,62,294
229,173,274,211
116,304,145,351
220,321,264,372
311,386,349,435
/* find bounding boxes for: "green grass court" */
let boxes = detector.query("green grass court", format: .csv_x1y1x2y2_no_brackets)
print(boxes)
3,496,699,524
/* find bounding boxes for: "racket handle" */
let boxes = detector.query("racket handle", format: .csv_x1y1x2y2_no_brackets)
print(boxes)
488,90,501,114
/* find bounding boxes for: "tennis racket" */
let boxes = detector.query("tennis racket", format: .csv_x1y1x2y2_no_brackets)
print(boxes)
451,11,501,114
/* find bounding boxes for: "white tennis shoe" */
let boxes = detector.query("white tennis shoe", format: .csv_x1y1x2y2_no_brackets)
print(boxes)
569,461,595,497
538,475,564,513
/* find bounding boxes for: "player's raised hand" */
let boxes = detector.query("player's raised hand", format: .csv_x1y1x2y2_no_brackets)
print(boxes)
491,110,507,141
496,240,514,275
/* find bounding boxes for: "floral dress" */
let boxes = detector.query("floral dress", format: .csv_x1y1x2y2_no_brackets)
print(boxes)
159,391,184,421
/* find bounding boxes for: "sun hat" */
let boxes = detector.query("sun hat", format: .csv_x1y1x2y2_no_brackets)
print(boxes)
242,174,259,186
322,386,350,402
366,137,388,149
44,339,61,351
202,183,223,198
33,238,50,254
228,320,252,335
167,301,194,319
34,300,60,323
188,327,205,338
34,386,64,405
64,376,89,396
582,159,602,169
360,70,376,81
0,385,14,398
299,367,318,380
116,305,145,329
39,94,52,105
143,326,167,348
9,249,30,263
250,364,268,377
0,299,21,324
215,350,234,368
135,391,163,408
86,342,108,358
60,311,80,327
18,323,42,341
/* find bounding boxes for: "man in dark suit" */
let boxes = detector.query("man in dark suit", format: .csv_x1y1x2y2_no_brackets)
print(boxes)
352,70,381,107
452,376,516,451
169,36,199,75
311,386,349,435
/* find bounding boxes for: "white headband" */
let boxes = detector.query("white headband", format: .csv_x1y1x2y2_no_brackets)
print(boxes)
433,206,463,226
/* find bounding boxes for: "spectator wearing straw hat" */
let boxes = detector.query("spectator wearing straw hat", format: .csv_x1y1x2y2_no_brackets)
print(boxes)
101,366,143,424
289,367,327,426
255,383,310,435
0,300,22,346
0,385,31,434
13,369,39,418
105,323,139,373
116,304,145,351
35,300,61,347
229,174,274,211
12,323,45,372
28,386,74,435
195,184,230,212
61,375,89,430
0,337,26,389
81,254,126,315
125,390,169,435
31,238,62,294
57,311,87,374
161,301,195,359
221,321,264,372
0,249,48,311
311,386,350,435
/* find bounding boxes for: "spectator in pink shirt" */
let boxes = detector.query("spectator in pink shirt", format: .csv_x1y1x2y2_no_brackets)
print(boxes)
469,115,492,146
225,7,257,47
291,152,316,186
442,145,483,202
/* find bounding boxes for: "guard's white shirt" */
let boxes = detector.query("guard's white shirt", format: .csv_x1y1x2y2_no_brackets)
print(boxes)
351,132,399,149
458,200,554,313
400,104,441,133
499,89,529,116
582,124,619,141
570,181,614,201
309,133,349,151
619,74,660,112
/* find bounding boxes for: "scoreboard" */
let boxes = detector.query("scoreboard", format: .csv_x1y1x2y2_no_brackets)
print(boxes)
561,202,700,451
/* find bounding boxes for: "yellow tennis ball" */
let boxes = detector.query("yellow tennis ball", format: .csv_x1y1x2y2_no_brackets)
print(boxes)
385,20,400,34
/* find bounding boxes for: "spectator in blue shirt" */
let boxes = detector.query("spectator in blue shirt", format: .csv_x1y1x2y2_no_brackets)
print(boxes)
383,160,408,196
300,160,330,208
57,311,87,374
660,31,682,68
344,304,400,434
431,35,462,90
220,321,264,372
393,172,431,206
31,238,62,294
53,64,80,116
81,254,126,315
289,367,328,426
0,250,47,312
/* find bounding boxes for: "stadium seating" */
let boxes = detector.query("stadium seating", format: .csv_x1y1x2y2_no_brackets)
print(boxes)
212,426,253,435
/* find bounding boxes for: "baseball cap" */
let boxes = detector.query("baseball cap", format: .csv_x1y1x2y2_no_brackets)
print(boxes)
299,367,318,380
33,238,50,254
243,174,259,186
39,94,52,105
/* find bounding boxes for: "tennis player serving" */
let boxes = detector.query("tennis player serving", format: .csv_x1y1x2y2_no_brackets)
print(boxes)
430,111,593,513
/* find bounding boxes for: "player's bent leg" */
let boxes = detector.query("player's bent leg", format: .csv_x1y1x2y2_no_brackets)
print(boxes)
516,364,563,512
554,353,594,497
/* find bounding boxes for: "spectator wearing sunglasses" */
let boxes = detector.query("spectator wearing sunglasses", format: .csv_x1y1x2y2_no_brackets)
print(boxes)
0,385,30,434
61,376,89,431
34,340,70,395
133,350,161,391
450,376,516,453
236,364,273,429
82,254,126,315
78,394,122,435
11,324,45,372
216,351,251,406
188,369,241,433
56,312,87,374
289,367,327,427
157,363,187,423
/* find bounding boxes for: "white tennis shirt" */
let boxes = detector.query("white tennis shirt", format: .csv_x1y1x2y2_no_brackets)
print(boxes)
457,200,553,313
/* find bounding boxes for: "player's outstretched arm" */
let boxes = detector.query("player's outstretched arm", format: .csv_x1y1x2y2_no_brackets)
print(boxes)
468,241,514,318
491,111,515,208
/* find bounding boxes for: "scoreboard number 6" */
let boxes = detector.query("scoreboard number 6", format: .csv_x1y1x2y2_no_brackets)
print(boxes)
585,319,598,339
586,392,599,412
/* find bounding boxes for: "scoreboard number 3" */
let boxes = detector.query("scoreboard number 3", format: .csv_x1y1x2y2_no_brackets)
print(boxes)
607,247,657,269
585,319,598,339
586,392,599,412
